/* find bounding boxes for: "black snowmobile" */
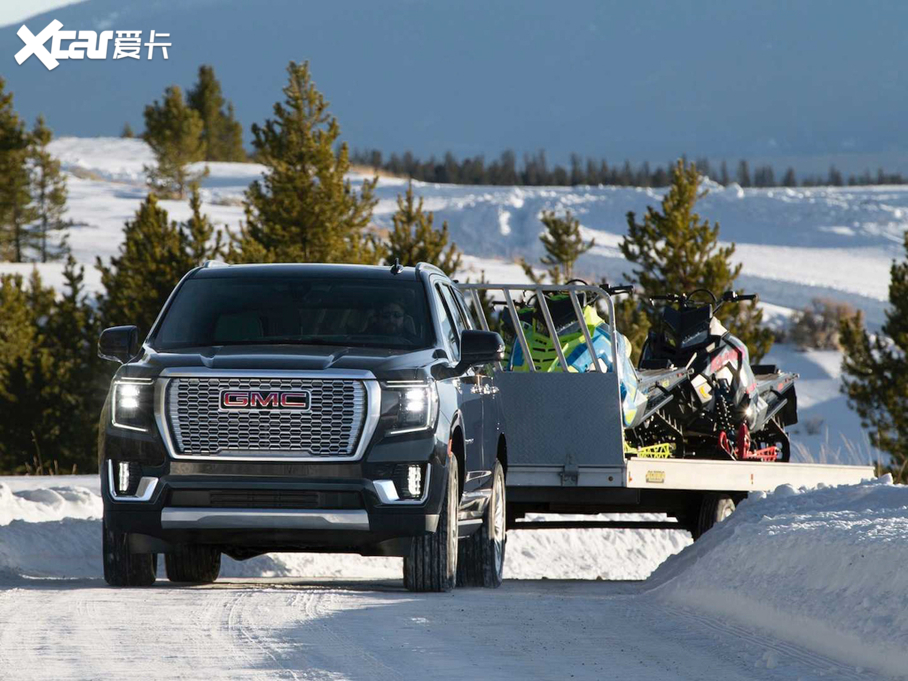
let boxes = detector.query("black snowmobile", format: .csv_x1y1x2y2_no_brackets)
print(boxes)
631,289,798,462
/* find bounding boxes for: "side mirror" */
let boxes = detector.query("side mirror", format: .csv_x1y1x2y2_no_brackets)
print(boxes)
455,330,505,373
98,325,140,364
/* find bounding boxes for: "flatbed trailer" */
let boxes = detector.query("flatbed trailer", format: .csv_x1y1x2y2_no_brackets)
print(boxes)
457,282,874,537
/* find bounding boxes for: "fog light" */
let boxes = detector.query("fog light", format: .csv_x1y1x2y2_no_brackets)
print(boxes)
116,461,141,496
407,464,422,498
392,463,425,500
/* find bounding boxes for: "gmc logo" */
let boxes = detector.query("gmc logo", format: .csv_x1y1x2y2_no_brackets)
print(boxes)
220,391,310,411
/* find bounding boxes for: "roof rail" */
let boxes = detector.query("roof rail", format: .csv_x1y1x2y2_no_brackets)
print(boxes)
414,262,444,277
202,260,228,268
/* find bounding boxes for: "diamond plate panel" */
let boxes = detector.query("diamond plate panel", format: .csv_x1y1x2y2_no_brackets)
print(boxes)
167,377,366,458
494,371,625,466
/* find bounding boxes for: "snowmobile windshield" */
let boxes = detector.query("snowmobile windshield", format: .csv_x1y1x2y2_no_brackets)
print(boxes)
152,276,435,351
662,305,711,349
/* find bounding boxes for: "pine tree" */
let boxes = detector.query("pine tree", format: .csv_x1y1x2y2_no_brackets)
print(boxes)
45,257,110,471
0,271,61,472
143,85,208,199
0,262,111,473
782,167,797,187
520,210,594,284
0,79,36,262
186,65,246,162
719,161,730,186
184,185,223,263
385,180,461,275
736,159,751,187
840,232,908,480
97,192,221,333
229,61,381,264
121,122,135,138
620,160,773,361
29,115,70,262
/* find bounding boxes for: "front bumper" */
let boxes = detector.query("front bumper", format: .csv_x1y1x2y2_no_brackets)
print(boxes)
102,438,448,558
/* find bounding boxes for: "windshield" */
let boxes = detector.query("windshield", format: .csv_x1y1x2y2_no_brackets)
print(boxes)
153,276,435,351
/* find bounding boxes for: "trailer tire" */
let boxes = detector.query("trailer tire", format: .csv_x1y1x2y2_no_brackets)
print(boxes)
164,545,221,584
102,516,157,587
404,460,459,592
457,461,506,588
691,493,736,540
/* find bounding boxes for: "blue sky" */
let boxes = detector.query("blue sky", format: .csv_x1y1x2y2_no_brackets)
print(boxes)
5,0,908,175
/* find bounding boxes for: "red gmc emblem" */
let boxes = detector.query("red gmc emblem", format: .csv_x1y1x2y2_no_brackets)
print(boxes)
220,390,310,411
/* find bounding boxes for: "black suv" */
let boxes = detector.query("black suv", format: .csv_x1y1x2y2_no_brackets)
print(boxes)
98,262,507,592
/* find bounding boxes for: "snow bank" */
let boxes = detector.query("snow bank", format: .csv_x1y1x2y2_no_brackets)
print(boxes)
0,477,689,582
649,476,908,678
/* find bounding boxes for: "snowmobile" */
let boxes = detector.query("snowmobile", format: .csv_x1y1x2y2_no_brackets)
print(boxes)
633,289,798,462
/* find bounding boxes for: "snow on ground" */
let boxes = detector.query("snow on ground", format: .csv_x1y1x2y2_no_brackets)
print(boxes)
2,476,905,678
649,475,908,678
0,476,690,582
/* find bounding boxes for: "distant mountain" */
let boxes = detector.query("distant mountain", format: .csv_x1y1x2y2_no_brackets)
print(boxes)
4,0,908,173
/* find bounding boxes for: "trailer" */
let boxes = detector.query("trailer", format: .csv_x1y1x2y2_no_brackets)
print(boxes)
456,282,874,538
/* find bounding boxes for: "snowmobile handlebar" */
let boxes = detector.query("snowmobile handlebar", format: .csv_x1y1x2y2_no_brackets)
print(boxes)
720,291,758,303
649,293,685,303
602,284,635,296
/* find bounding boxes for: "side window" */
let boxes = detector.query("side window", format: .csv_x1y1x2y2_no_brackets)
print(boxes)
441,284,468,334
449,286,479,330
434,283,461,358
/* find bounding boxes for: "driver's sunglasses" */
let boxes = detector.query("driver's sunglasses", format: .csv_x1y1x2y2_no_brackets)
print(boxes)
381,310,404,320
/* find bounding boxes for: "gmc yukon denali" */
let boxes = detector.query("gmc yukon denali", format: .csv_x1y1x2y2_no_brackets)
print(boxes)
98,262,508,592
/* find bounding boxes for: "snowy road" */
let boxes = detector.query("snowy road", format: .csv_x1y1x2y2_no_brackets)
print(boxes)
0,577,876,681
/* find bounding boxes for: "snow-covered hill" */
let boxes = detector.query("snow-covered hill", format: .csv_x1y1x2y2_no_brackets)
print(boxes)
36,137,900,326
650,475,908,678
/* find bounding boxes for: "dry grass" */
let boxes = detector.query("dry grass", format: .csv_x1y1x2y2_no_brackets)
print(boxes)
349,164,407,180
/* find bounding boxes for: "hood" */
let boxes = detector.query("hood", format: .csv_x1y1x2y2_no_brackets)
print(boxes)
120,343,441,381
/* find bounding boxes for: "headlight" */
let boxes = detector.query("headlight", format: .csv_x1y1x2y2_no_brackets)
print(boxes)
111,379,155,432
382,381,439,435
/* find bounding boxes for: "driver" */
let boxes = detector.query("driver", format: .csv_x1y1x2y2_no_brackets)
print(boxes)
374,301,406,335
366,300,419,343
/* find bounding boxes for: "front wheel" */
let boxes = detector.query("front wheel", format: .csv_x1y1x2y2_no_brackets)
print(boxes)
102,515,157,587
404,460,459,592
165,545,221,584
457,461,506,588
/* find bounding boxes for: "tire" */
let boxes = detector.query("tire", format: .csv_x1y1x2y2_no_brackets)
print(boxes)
164,545,221,584
457,461,506,588
691,493,736,540
404,460,459,593
102,515,157,587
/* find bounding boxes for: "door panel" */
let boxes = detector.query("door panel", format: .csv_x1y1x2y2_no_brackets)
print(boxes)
431,280,484,507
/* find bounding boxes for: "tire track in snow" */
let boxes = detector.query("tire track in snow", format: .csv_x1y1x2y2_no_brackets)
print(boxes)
660,602,872,680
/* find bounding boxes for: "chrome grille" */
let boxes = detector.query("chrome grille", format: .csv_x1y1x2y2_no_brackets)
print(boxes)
166,377,366,458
